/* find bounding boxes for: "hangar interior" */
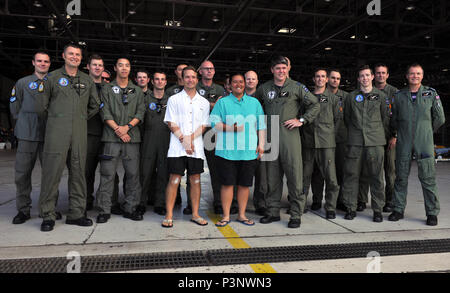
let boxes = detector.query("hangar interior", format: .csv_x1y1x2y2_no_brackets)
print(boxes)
0,0,449,144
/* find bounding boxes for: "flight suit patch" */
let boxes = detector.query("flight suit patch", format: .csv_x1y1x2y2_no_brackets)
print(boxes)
149,102,157,110
355,94,364,102
368,94,379,101
302,85,309,93
268,91,276,100
199,89,206,96
112,86,120,94
422,91,432,97
174,88,180,94
11,87,16,96
29,82,38,90
100,102,104,109
280,91,289,98
10,96,16,103
38,82,44,93
58,78,69,87
319,97,328,103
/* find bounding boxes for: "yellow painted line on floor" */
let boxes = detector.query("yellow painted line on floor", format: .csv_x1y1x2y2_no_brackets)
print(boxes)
207,211,277,273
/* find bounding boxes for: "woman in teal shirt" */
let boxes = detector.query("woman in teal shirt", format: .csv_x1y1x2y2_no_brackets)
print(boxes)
210,73,266,227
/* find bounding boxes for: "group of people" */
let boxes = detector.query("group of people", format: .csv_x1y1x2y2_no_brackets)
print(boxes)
9,43,445,232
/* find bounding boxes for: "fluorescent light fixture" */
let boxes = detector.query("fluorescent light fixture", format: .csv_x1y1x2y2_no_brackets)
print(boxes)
160,45,173,50
265,43,273,47
278,27,297,34
324,47,332,50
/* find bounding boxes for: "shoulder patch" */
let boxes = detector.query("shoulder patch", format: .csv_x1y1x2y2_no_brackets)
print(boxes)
302,85,309,93
10,96,17,103
11,87,16,97
100,102,104,109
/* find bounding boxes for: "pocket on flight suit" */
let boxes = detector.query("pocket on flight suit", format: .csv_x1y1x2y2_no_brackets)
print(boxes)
343,146,361,175
417,156,435,183
99,143,118,177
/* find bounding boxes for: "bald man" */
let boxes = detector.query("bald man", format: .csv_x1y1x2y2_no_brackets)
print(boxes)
245,71,259,97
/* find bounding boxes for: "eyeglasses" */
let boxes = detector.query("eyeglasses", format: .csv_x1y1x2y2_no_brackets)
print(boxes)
102,77,111,81
202,67,215,71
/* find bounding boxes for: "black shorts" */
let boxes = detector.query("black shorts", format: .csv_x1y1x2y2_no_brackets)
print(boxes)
215,156,257,187
168,156,204,176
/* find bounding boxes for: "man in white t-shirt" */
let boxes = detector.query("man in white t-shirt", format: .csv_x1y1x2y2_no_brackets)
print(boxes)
162,66,210,228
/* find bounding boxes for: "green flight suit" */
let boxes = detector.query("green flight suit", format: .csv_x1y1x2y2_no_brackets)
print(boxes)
301,89,340,212
140,92,170,209
97,80,145,214
256,79,320,219
197,81,227,208
10,74,47,214
38,67,100,221
391,85,445,216
358,83,398,206
341,88,389,213
85,81,120,208
311,89,348,205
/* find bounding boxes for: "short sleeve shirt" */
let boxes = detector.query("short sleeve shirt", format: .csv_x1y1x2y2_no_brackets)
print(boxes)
210,93,266,161
164,89,210,159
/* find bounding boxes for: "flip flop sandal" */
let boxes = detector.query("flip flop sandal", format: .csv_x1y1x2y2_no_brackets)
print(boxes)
236,218,255,226
162,219,173,228
215,219,230,227
190,217,208,226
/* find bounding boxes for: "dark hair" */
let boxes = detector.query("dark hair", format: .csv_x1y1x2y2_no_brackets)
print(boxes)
229,73,245,81
63,43,83,54
88,54,103,65
358,65,373,76
374,63,389,73
270,56,288,68
115,58,130,66
135,68,150,78
182,65,197,78
33,50,50,61
152,70,167,80
103,69,111,76
406,63,423,74
328,68,341,75
314,68,328,77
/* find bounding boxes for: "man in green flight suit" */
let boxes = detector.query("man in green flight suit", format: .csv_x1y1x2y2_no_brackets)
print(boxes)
301,68,340,219
38,43,100,232
10,50,62,224
256,56,320,228
96,58,146,223
85,54,120,213
357,64,398,213
388,63,445,226
341,65,389,222
138,71,171,216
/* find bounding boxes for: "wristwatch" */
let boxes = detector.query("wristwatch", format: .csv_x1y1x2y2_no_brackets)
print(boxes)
127,123,133,130
299,118,305,124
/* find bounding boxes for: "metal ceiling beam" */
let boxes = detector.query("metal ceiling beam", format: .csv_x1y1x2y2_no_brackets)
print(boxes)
200,0,256,63
304,0,397,51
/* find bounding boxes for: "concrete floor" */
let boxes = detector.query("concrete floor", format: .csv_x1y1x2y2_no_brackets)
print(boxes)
1,148,450,273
